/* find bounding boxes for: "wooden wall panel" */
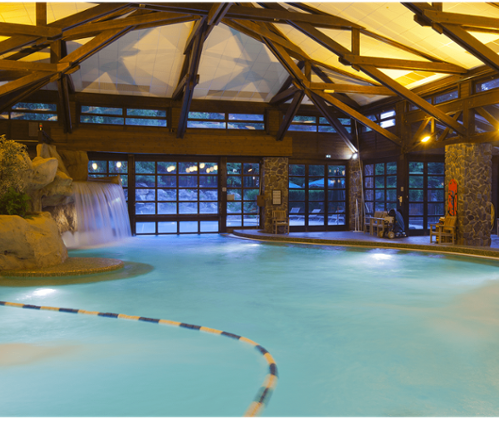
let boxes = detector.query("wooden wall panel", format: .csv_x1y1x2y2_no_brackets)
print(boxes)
48,125,293,157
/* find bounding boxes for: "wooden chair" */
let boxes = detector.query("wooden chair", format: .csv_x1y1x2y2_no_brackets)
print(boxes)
430,215,457,245
367,211,388,236
272,210,289,234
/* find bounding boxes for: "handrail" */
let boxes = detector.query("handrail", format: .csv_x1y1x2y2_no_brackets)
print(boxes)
0,300,278,417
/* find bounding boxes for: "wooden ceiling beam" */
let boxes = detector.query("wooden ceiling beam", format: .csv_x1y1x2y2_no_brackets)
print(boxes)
313,90,402,146
288,2,446,62
308,91,357,152
63,11,195,41
308,83,397,96
311,67,360,109
0,4,131,58
423,9,499,29
141,3,363,29
360,65,466,135
177,24,207,138
229,19,309,60
36,3,47,27
0,22,59,39
0,71,56,98
276,90,305,141
406,3,499,74
60,27,135,70
0,60,66,73
341,54,467,74
269,87,299,105
0,74,58,114
292,19,467,136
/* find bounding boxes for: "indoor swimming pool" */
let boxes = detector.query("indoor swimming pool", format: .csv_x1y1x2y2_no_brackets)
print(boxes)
1,235,499,417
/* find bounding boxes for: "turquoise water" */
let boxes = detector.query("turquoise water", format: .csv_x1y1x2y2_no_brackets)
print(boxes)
1,235,499,417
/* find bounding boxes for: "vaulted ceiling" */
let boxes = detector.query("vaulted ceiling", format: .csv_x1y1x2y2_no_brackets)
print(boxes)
1,2,499,142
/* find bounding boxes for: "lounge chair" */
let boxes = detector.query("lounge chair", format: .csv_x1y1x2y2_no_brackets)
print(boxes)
309,209,323,223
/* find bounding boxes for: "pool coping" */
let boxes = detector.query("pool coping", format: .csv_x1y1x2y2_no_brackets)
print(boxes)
231,230,499,261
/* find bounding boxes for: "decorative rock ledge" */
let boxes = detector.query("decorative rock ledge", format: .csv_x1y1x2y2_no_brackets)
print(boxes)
0,213,68,270
0,257,124,277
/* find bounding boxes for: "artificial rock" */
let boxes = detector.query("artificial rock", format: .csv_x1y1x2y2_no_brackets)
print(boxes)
0,212,68,270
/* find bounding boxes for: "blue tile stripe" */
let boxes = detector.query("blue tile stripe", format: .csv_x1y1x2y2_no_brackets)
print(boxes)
0,300,278,417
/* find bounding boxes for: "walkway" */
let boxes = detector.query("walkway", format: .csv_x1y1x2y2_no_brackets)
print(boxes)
232,229,499,260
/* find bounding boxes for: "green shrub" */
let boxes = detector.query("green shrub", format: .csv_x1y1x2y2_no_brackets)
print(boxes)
0,187,31,217
0,135,31,198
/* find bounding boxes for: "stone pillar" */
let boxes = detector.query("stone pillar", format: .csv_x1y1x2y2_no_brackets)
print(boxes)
262,157,288,233
445,142,492,246
348,159,362,231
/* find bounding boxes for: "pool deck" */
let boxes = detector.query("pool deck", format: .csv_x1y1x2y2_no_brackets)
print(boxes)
232,229,499,260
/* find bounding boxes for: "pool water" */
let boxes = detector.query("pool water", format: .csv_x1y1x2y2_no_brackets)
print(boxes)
1,235,499,417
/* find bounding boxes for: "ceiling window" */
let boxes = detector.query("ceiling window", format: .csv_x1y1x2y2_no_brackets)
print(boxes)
80,106,167,127
10,103,57,121
187,112,264,130
288,115,342,133
476,77,499,93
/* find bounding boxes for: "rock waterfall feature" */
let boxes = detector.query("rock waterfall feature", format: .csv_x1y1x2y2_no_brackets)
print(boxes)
62,181,131,249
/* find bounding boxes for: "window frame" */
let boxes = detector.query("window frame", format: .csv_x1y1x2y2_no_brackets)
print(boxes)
80,105,168,128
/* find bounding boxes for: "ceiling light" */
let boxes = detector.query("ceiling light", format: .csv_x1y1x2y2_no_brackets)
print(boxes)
421,135,431,143
351,152,358,160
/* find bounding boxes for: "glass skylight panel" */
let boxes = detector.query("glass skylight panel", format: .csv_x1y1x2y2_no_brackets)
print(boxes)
82,106,122,115
476,77,499,93
188,112,224,120
380,119,395,128
292,116,317,123
10,102,57,121
434,90,458,105
380,110,395,119
228,113,263,121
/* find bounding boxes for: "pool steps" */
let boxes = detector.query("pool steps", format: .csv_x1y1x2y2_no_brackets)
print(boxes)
0,300,278,417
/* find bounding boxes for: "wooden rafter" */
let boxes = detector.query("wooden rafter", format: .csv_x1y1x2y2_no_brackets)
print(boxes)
140,3,362,29
174,4,233,138
308,92,358,152
276,90,305,141
308,83,396,96
406,3,499,74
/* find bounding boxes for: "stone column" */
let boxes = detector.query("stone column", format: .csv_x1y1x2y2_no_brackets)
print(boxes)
445,142,492,246
348,159,362,231
262,157,288,233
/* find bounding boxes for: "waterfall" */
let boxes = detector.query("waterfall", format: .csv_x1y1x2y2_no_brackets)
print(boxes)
62,181,131,249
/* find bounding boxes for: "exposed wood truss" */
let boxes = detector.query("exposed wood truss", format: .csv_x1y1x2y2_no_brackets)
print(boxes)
2,2,498,149
405,3,499,75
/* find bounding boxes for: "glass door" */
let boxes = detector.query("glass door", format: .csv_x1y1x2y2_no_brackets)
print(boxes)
408,161,445,235
134,159,219,235
289,163,347,231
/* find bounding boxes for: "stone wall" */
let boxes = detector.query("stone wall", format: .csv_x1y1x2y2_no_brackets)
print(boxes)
445,142,492,246
262,157,289,233
348,159,362,231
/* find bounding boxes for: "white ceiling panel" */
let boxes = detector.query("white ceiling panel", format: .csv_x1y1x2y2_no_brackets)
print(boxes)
3,2,499,107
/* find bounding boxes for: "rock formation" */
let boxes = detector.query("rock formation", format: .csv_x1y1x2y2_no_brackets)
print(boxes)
0,212,68,270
